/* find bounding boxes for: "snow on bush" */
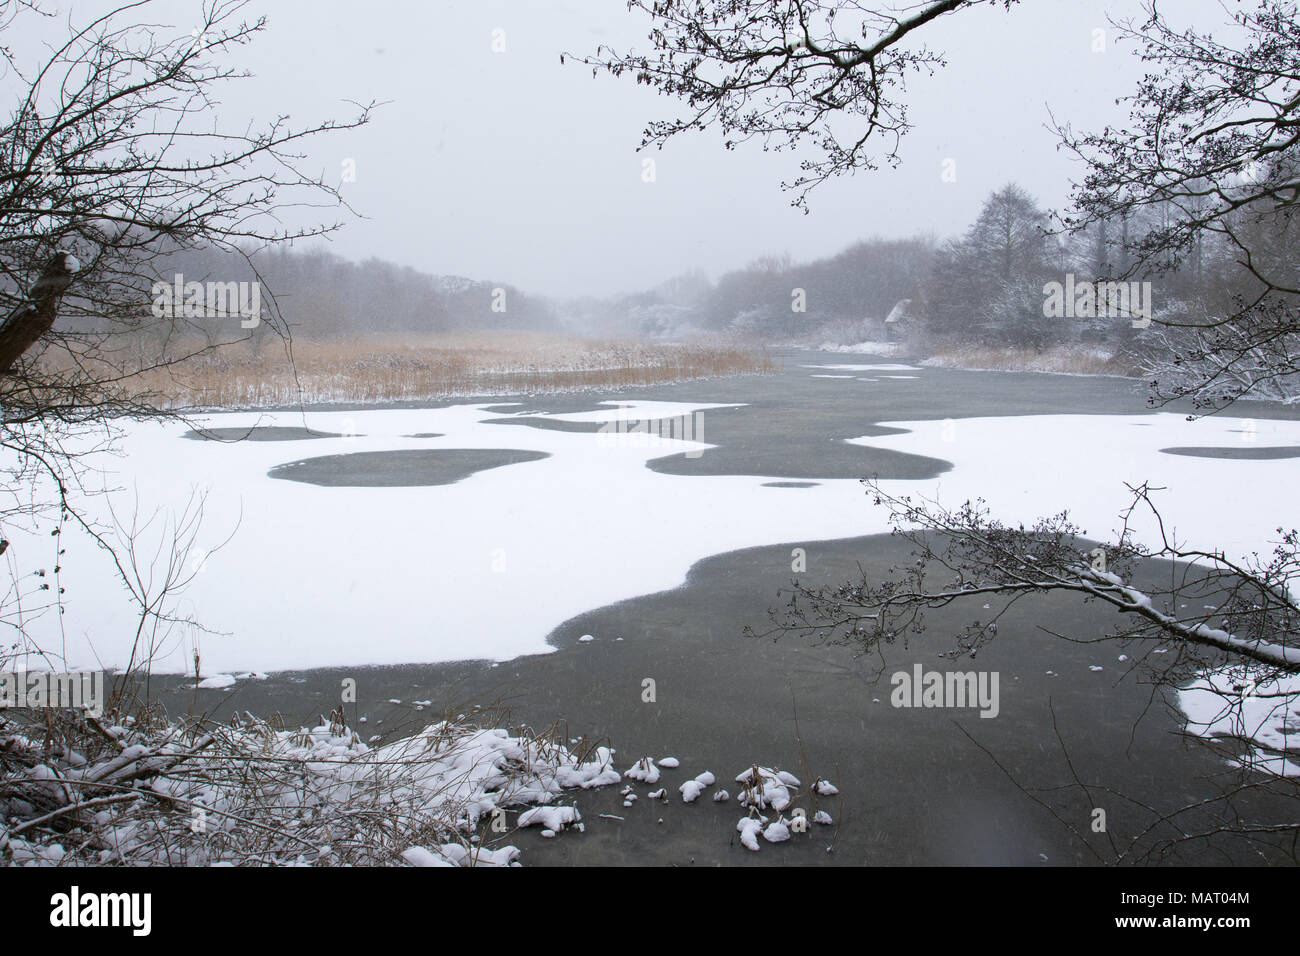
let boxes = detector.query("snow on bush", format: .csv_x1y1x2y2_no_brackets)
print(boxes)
0,712,619,866
625,756,660,784
735,814,796,851
735,766,799,812
762,819,791,843
517,805,582,832
728,765,834,853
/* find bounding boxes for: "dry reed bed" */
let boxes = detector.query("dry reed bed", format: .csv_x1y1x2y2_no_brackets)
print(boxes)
94,333,775,409
919,345,1141,377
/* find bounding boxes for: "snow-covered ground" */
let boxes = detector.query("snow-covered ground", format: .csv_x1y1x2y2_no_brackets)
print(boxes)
4,402,1299,681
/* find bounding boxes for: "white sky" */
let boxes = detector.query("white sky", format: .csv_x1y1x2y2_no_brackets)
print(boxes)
31,0,1236,297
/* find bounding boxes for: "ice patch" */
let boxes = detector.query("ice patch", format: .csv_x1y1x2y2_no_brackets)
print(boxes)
1179,669,1300,776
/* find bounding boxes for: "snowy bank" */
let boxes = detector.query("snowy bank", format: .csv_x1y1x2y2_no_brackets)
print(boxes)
0,713,620,866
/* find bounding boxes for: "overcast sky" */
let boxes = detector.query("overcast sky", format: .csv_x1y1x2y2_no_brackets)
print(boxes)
43,0,1236,298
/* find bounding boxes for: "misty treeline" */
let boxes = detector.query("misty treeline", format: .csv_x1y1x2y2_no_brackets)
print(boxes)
920,178,1298,356
107,243,559,347
576,236,934,342
599,176,1295,358
108,168,1296,360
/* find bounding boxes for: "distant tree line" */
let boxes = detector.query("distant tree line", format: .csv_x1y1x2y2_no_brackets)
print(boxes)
916,179,1294,358
586,237,936,342
105,242,561,348
604,174,1295,361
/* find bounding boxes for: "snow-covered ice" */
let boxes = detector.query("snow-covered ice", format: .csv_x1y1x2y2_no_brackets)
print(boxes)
817,340,900,356
1179,669,1300,776
802,363,920,372
0,402,884,673
5,404,1297,679
194,674,237,689
848,412,1300,567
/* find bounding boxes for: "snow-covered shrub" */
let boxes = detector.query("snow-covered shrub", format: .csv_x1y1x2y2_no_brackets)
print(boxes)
0,710,619,866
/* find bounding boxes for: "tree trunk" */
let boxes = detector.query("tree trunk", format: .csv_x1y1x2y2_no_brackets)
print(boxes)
0,252,77,375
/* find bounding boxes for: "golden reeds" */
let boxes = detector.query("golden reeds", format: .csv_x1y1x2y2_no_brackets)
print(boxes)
60,332,776,409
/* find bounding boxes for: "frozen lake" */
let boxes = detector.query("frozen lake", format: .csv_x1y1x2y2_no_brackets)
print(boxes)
9,349,1296,865
7,348,1300,677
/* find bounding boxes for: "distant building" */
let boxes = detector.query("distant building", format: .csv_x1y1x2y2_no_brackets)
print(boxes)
884,298,913,341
